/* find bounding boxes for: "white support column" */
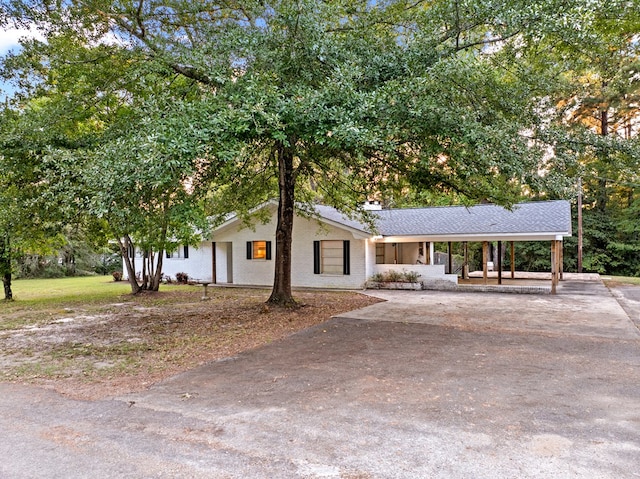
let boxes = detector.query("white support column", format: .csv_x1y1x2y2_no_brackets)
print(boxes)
557,235,564,281
551,240,559,295
482,241,489,284
429,242,435,266
365,238,376,281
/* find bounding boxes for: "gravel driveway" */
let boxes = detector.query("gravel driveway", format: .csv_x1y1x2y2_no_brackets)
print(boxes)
1,276,639,478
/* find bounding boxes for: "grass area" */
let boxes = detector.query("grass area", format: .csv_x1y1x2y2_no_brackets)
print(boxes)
604,276,640,286
8,276,131,302
1,276,189,331
3,276,185,311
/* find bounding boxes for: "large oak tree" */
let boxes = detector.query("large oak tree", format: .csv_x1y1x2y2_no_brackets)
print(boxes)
5,0,638,301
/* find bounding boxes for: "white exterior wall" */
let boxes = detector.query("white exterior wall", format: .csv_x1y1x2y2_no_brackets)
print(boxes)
122,213,458,287
165,244,213,282
126,243,214,282
365,239,377,281
290,215,367,289
212,210,367,289
213,219,275,287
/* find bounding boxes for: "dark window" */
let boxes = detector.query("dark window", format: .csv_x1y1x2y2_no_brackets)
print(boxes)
166,246,189,259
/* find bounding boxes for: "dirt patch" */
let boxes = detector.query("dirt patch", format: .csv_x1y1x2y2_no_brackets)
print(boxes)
0,287,381,400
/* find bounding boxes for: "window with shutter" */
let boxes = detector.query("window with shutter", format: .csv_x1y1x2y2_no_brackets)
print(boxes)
247,241,272,260
314,240,350,275
166,246,189,259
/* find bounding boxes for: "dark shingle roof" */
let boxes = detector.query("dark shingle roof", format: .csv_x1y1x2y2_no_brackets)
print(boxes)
315,200,572,238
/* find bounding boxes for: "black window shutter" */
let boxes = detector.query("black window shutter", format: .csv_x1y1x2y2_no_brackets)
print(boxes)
166,250,170,259
343,240,351,275
266,241,272,260
183,245,189,259
246,241,253,260
313,241,321,274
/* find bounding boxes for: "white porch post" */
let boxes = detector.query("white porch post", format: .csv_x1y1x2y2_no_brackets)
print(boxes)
365,238,376,282
429,242,435,266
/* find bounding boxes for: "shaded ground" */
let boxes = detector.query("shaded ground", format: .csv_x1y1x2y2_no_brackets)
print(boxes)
0,287,381,399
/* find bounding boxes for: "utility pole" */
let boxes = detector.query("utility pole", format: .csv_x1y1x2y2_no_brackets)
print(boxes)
577,177,583,273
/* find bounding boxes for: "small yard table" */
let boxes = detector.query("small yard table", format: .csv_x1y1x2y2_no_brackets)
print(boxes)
198,282,211,301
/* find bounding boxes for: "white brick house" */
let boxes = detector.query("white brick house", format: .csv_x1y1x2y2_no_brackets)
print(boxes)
125,200,572,290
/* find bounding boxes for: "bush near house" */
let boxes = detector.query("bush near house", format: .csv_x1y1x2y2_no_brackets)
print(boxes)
369,270,420,283
176,272,189,284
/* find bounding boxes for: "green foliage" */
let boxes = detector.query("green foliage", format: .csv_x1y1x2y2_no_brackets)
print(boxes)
2,0,640,297
369,269,420,283
0,32,214,292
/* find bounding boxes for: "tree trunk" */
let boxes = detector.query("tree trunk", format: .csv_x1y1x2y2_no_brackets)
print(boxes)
141,251,149,290
2,272,11,301
151,251,164,291
1,233,12,301
267,141,297,307
596,108,609,213
150,220,168,292
119,235,142,294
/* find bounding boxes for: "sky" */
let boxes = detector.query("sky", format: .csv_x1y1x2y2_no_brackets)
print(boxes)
0,26,26,52
0,25,39,101
1,24,127,101
1,27,23,100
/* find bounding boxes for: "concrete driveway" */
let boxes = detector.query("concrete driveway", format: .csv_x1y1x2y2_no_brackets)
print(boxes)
1,277,639,478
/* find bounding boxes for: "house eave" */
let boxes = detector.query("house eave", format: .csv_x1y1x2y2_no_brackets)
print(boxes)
375,231,572,243
210,200,279,237
314,217,371,239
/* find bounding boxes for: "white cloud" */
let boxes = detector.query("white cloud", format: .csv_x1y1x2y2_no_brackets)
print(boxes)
0,26,43,54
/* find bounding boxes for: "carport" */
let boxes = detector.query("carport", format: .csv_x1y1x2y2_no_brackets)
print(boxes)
370,200,573,294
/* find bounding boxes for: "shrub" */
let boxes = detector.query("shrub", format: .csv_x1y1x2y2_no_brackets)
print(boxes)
369,272,385,283
384,269,403,282
176,272,189,284
403,270,420,282
368,269,421,283
112,271,123,282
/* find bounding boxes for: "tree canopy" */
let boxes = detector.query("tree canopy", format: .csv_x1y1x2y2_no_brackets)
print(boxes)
2,0,640,300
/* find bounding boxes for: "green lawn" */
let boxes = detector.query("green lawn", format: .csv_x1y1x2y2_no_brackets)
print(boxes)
3,276,186,313
9,276,131,302
605,276,640,286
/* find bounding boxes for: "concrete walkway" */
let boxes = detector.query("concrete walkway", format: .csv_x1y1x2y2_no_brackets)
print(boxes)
345,277,640,340
1,276,639,478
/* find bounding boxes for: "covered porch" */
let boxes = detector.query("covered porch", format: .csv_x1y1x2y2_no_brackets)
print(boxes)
369,234,568,294
365,200,572,294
